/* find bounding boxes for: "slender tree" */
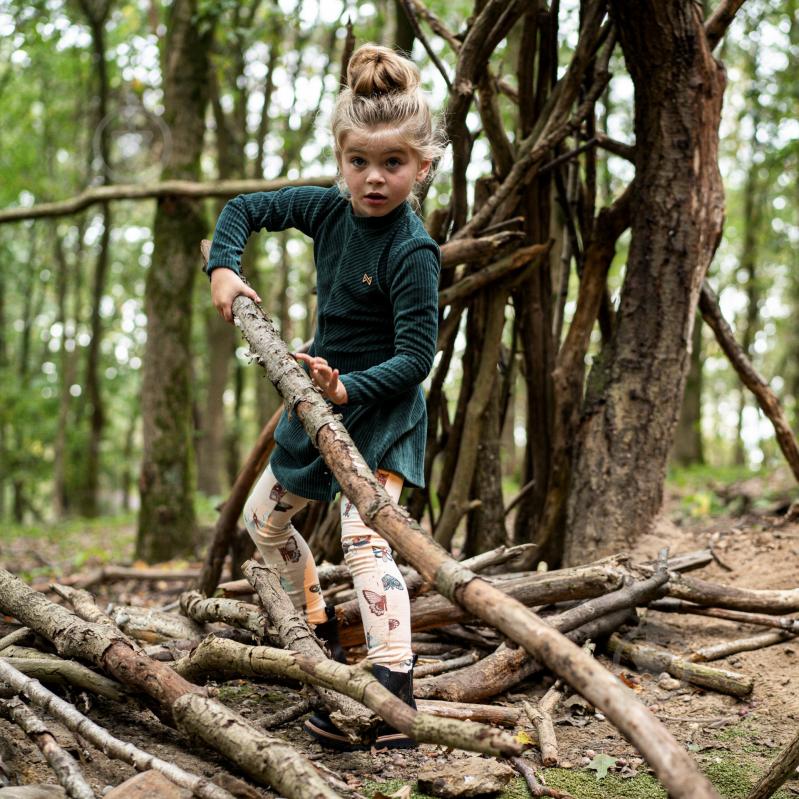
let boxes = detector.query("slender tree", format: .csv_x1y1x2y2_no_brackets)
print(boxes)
137,0,214,561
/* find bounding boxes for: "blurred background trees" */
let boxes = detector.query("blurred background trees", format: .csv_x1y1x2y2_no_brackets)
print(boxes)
0,0,796,567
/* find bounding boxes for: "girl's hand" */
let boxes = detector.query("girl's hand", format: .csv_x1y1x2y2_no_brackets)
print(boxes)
210,268,262,323
294,353,348,405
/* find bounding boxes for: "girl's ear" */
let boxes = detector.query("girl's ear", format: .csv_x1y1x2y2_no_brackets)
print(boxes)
416,159,432,183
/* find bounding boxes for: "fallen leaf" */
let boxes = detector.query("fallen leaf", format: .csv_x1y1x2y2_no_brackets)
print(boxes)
586,753,618,780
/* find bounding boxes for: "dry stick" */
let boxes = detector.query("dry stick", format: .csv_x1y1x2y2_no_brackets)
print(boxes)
0,651,127,701
261,698,313,730
242,560,377,741
606,634,753,697
0,628,31,652
747,727,799,799
219,563,352,598
336,561,628,645
524,679,564,767
416,570,666,702
649,598,799,634
104,605,207,644
0,696,95,799
58,566,199,592
0,658,235,799
438,243,551,308
180,591,267,638
700,281,799,484
415,651,482,678
510,756,573,799
691,631,796,663
416,700,522,728
0,570,340,799
217,275,719,798
171,635,522,757
663,570,799,613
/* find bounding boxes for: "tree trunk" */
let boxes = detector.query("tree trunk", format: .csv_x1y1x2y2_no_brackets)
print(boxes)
671,312,705,466
137,0,212,561
77,2,113,518
564,3,725,564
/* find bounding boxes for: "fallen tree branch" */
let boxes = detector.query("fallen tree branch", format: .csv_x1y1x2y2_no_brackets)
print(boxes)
336,561,629,645
242,560,375,741
606,634,754,696
171,635,522,757
511,756,573,798
0,696,95,799
650,598,799,634
0,649,127,701
0,569,340,799
0,657,235,799
207,254,720,798
663,570,799,613
690,630,795,663
180,591,267,639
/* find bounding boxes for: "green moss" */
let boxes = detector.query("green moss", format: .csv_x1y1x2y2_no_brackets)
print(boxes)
368,759,797,799
699,754,792,799
541,769,666,799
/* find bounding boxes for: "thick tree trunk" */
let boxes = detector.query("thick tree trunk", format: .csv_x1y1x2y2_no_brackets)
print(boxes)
137,0,212,561
564,3,725,563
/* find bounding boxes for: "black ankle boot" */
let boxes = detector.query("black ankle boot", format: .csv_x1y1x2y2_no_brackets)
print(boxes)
312,605,348,664
303,664,418,751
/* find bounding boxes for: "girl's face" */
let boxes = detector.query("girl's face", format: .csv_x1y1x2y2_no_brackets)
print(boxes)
338,127,431,218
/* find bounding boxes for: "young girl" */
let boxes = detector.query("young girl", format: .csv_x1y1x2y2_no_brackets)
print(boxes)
206,44,444,749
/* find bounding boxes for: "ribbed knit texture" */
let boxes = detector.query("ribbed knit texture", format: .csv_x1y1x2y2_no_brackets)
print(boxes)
208,185,440,501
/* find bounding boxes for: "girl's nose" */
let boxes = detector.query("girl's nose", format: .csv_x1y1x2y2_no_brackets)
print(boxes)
367,168,384,184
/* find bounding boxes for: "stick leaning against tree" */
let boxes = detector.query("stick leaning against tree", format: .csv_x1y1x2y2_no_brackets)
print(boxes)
207,245,720,799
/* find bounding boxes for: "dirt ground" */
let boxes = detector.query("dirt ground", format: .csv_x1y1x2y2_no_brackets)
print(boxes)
1,480,798,799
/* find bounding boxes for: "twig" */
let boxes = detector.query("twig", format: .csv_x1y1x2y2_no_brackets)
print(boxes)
261,697,313,730
397,0,452,90
511,756,573,798
415,650,482,677
0,658,235,799
606,634,753,697
690,630,795,663
0,628,31,653
0,696,95,799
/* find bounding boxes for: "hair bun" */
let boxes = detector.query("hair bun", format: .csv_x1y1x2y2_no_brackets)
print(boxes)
347,44,421,96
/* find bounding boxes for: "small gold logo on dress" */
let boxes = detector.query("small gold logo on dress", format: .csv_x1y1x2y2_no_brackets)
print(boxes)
362,273,373,286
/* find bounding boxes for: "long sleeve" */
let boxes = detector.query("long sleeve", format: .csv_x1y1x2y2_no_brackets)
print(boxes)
338,240,440,405
206,186,337,276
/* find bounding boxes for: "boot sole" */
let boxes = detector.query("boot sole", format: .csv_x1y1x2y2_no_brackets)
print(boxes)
303,718,418,751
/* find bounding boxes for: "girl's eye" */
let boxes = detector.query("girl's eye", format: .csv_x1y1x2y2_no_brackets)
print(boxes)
386,158,402,168
351,157,366,167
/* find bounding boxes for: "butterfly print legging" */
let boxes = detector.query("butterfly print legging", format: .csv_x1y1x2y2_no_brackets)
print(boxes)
243,464,414,672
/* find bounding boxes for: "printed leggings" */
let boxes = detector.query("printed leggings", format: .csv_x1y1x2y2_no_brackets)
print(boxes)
242,464,414,672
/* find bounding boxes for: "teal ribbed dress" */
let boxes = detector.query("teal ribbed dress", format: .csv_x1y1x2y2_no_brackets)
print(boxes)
207,185,440,501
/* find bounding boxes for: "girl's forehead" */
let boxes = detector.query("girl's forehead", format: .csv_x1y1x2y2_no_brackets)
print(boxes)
341,127,411,154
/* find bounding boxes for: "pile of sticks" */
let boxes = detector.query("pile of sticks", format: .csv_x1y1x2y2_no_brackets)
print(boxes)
1,544,798,799
3,281,799,799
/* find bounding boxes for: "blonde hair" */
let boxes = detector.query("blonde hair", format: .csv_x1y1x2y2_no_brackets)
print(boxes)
332,44,446,202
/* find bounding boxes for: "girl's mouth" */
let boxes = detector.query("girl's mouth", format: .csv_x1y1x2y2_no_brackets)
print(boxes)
365,193,386,201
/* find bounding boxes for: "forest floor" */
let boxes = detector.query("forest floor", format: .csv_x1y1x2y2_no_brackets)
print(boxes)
1,468,798,799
